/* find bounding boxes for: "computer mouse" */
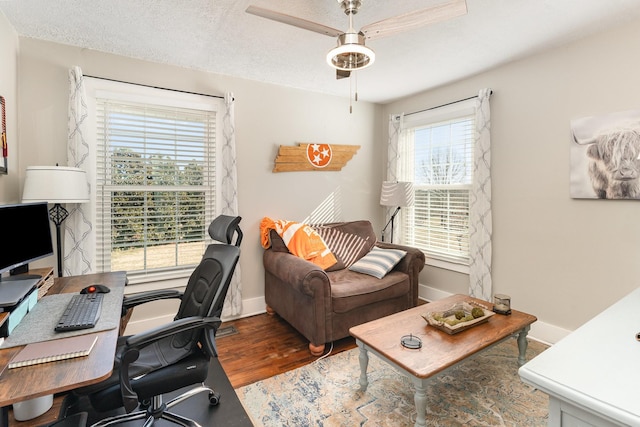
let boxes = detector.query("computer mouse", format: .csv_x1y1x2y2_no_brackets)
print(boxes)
80,284,111,294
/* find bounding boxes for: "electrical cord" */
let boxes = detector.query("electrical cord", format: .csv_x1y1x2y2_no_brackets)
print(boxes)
316,342,334,361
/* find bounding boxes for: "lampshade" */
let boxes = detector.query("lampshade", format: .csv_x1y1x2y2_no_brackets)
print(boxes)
380,181,414,207
22,166,89,203
326,32,375,71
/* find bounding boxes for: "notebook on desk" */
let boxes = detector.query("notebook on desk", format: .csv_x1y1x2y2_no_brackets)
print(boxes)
8,333,98,369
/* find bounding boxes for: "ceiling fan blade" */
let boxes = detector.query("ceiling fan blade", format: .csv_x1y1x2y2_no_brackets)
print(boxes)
246,5,343,38
361,0,467,40
336,69,351,80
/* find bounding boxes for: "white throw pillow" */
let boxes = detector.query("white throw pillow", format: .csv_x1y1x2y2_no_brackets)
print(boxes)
348,246,407,279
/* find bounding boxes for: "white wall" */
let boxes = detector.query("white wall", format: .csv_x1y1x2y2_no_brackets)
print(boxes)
12,38,383,327
383,17,640,340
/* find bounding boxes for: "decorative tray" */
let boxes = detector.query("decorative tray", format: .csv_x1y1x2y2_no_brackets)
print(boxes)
421,301,495,335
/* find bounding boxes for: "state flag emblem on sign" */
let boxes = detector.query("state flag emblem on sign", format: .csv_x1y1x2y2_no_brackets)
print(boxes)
306,143,332,168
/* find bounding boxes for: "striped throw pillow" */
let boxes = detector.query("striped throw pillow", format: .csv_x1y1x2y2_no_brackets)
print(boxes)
312,225,373,271
348,247,407,279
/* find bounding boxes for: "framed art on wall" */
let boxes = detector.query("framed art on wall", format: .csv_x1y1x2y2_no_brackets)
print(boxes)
570,109,640,199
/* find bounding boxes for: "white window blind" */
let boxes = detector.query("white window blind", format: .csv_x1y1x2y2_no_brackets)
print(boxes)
399,100,475,265
94,95,218,279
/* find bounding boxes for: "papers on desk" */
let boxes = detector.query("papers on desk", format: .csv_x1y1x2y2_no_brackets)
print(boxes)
8,333,98,369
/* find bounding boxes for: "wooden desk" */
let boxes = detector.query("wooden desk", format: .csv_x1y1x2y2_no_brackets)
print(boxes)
0,271,127,427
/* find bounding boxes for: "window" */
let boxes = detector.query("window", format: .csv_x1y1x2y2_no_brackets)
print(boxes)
86,79,223,282
398,100,475,268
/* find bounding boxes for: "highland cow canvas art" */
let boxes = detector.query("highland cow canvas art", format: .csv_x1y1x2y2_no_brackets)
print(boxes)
570,109,640,199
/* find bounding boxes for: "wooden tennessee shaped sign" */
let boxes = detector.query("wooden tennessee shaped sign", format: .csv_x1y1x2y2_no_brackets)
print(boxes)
273,143,360,172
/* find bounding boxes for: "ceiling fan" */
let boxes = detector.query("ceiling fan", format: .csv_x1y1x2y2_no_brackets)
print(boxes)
246,0,468,79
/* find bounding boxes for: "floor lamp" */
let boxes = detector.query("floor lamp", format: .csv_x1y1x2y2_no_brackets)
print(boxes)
380,181,414,243
22,166,89,277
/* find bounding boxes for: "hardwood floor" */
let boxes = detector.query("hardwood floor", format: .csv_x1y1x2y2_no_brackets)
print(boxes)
216,300,427,389
216,313,356,389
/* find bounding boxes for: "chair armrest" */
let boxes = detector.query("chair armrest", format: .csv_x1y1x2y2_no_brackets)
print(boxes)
263,249,330,297
121,289,183,315
119,315,219,412
125,315,219,349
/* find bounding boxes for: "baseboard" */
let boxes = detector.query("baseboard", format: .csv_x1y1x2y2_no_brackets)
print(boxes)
419,285,453,303
419,283,570,345
221,295,267,322
527,322,571,346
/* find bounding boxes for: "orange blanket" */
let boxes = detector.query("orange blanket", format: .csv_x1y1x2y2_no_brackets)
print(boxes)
260,217,337,270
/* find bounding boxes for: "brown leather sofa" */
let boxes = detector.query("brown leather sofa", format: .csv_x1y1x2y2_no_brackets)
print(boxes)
263,220,425,355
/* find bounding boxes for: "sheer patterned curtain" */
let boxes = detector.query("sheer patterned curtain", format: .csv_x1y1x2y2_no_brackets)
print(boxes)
65,66,95,276
386,114,402,182
383,114,403,239
221,93,242,317
469,88,493,300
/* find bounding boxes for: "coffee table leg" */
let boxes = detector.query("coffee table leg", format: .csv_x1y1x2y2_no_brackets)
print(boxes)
411,378,428,427
357,342,369,391
516,325,531,366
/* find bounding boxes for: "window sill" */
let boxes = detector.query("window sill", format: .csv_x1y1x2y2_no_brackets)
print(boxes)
123,269,193,295
424,257,470,275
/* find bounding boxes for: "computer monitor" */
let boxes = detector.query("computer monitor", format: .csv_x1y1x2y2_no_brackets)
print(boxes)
0,202,54,279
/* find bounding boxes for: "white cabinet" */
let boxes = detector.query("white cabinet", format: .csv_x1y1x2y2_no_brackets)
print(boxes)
519,288,640,427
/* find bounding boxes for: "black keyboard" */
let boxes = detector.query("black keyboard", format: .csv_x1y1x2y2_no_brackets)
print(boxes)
55,293,104,332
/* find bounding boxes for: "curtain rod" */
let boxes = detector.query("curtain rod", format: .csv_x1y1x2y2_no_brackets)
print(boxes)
84,74,225,100
403,90,493,117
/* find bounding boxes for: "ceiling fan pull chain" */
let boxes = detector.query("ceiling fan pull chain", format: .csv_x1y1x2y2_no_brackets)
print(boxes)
349,74,353,114
354,70,358,102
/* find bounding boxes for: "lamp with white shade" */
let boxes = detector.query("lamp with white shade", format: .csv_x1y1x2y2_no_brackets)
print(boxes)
380,181,414,243
22,166,89,277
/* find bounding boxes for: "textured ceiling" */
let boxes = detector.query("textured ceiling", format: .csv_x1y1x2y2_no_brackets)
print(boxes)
2,0,640,103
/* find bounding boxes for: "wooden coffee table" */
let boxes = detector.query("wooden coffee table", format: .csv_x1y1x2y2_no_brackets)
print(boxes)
349,294,537,427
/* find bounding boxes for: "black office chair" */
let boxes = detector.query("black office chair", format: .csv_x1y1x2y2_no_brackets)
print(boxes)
69,215,242,427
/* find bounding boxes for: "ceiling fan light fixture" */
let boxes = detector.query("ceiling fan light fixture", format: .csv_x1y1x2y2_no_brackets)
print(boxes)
326,32,375,71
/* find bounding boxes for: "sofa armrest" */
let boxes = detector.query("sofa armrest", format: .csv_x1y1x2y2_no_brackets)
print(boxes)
263,249,330,297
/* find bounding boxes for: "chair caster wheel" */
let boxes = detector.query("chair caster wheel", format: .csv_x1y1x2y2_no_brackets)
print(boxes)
209,392,220,406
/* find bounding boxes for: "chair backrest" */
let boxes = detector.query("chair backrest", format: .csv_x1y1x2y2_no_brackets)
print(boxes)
205,215,242,316
208,215,243,246
170,215,242,357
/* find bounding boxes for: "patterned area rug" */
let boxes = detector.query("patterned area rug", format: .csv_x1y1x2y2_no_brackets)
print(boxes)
236,338,549,426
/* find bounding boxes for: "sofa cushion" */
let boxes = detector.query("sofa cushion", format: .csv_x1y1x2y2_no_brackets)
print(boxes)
311,221,376,271
348,246,407,279
328,269,410,313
